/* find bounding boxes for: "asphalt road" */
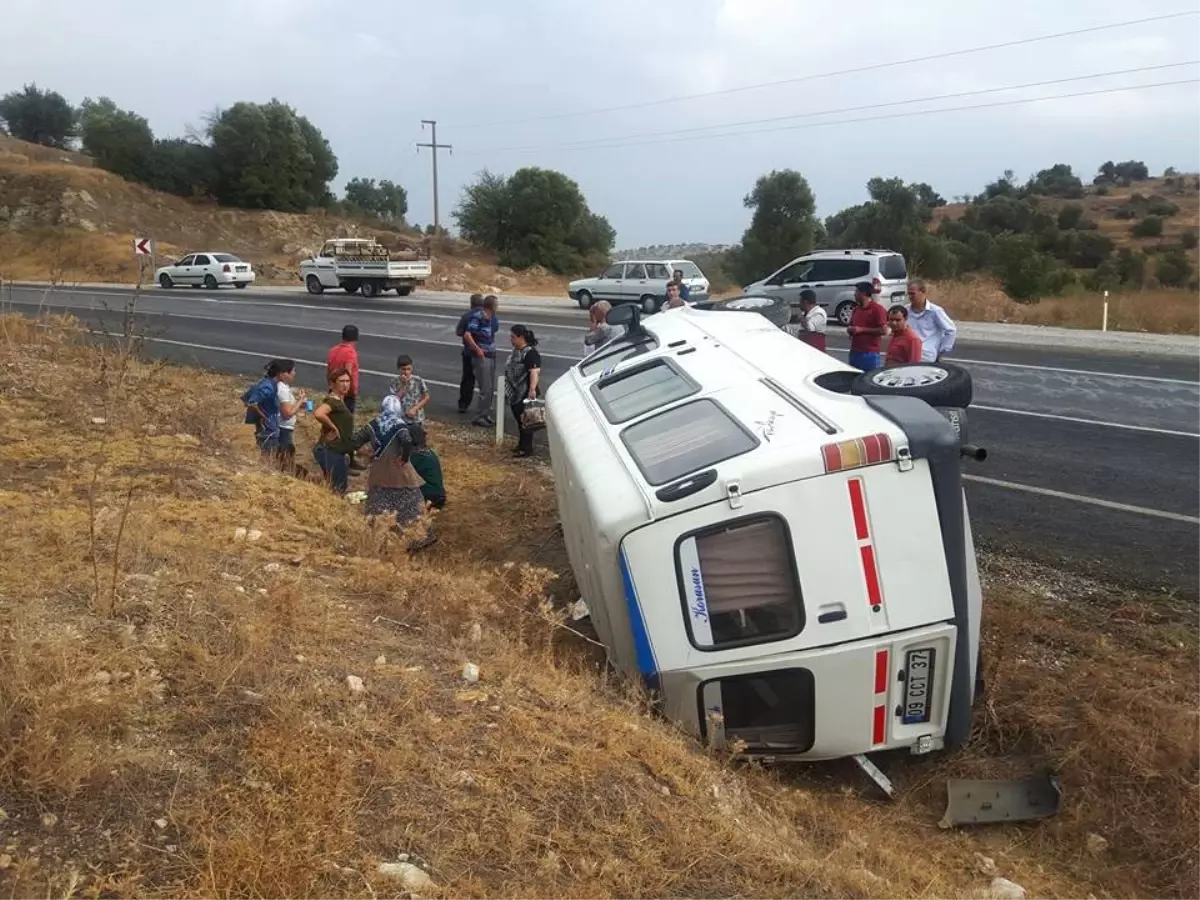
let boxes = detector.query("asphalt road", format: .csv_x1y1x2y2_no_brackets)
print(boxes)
6,283,1198,597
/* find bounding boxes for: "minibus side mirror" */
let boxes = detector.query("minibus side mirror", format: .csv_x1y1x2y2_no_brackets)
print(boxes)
606,303,646,336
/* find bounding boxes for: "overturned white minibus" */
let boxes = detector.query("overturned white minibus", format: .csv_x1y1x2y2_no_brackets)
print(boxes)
545,304,987,760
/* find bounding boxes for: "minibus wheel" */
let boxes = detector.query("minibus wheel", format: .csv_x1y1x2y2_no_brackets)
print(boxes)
851,362,972,408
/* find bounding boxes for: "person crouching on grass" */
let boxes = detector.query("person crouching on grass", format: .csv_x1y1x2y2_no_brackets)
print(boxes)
407,424,445,511
504,324,543,457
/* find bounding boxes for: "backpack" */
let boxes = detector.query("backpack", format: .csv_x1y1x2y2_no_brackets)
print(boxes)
241,377,277,427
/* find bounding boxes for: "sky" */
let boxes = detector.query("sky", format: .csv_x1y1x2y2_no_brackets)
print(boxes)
3,0,1198,248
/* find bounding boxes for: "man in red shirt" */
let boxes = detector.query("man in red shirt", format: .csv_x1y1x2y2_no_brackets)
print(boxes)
846,282,888,370
326,324,361,414
884,305,923,365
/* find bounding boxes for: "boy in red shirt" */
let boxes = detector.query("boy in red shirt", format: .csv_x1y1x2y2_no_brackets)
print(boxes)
884,305,923,365
846,282,888,370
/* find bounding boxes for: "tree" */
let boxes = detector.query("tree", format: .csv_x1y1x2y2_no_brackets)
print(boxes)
1095,159,1149,184
1025,163,1084,198
343,177,408,221
822,176,950,274
208,100,337,211
0,83,76,148
990,234,1070,301
976,170,1019,202
726,170,817,285
1155,248,1193,288
145,138,215,198
453,167,615,273
78,97,153,181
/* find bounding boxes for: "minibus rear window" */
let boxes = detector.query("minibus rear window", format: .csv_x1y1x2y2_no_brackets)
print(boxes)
620,399,757,486
593,360,698,423
677,516,804,649
698,668,815,753
578,336,657,377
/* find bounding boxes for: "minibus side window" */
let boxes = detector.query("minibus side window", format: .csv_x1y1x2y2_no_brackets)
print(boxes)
676,516,804,649
593,360,698,424
621,399,757,486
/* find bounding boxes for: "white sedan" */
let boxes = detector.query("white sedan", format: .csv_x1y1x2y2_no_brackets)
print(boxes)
155,252,255,289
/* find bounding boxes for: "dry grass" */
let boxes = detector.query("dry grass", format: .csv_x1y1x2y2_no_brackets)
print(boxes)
0,333,1197,893
923,276,1200,335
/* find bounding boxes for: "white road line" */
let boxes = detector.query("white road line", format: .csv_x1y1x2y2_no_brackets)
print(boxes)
27,300,1200,436
22,286,1200,380
823,346,1199,386
72,334,1200,524
970,404,1199,438
144,337,460,389
963,474,1200,524
28,299,586,360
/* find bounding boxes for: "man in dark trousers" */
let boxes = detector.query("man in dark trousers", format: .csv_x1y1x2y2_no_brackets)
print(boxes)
456,294,484,412
846,282,888,371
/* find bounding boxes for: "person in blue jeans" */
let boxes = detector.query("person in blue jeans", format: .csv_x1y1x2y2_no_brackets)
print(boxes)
846,282,888,371
311,368,357,493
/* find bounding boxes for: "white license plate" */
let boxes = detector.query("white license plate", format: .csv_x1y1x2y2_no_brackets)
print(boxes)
902,648,935,724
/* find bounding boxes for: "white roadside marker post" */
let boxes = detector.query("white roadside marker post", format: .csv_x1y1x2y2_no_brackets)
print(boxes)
494,372,505,446
1102,290,1109,333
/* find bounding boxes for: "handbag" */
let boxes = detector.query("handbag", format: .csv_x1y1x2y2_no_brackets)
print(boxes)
521,397,547,431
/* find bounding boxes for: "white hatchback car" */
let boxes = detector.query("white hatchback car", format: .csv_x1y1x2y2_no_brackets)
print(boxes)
156,252,256,290
742,249,907,326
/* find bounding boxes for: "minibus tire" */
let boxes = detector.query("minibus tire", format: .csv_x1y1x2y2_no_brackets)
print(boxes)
851,362,972,408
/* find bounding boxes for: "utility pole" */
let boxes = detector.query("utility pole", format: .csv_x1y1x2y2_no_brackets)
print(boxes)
417,120,452,235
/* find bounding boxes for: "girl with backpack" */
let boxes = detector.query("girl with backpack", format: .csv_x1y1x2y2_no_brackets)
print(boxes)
241,360,287,457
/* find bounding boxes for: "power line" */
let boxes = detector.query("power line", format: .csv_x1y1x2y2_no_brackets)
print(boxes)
443,9,1200,130
459,62,1199,155
457,79,1199,156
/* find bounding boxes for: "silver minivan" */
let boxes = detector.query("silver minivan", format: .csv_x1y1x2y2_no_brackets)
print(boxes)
743,249,908,326
569,260,710,313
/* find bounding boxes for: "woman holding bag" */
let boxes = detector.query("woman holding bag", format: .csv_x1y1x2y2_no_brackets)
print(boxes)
504,324,543,457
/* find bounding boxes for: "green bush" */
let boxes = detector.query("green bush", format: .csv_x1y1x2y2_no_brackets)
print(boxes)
1115,247,1147,286
1155,248,1194,287
1146,196,1180,217
1056,203,1085,230
1181,229,1199,250
1093,184,1110,196
991,234,1066,301
1131,216,1164,238
1059,230,1114,268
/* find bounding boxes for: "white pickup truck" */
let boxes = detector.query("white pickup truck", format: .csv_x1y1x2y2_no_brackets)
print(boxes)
300,238,432,298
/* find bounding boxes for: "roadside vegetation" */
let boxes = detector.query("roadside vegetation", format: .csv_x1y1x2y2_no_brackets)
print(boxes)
1,81,1198,331
0,312,1196,898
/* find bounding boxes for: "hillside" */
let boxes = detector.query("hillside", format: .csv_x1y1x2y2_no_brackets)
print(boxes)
0,135,570,296
934,174,1200,266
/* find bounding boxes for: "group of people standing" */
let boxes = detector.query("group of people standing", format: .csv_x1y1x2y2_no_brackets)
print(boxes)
455,293,544,457
241,325,445,545
787,278,957,370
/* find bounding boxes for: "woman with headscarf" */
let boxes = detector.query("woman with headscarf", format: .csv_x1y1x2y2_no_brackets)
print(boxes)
360,393,428,535
504,324,542,457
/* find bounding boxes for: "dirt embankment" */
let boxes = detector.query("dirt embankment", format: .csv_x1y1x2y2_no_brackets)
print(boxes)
0,134,572,297
0,314,1196,899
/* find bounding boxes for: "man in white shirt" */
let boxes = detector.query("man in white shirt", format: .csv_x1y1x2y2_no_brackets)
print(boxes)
905,279,956,362
787,289,828,352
